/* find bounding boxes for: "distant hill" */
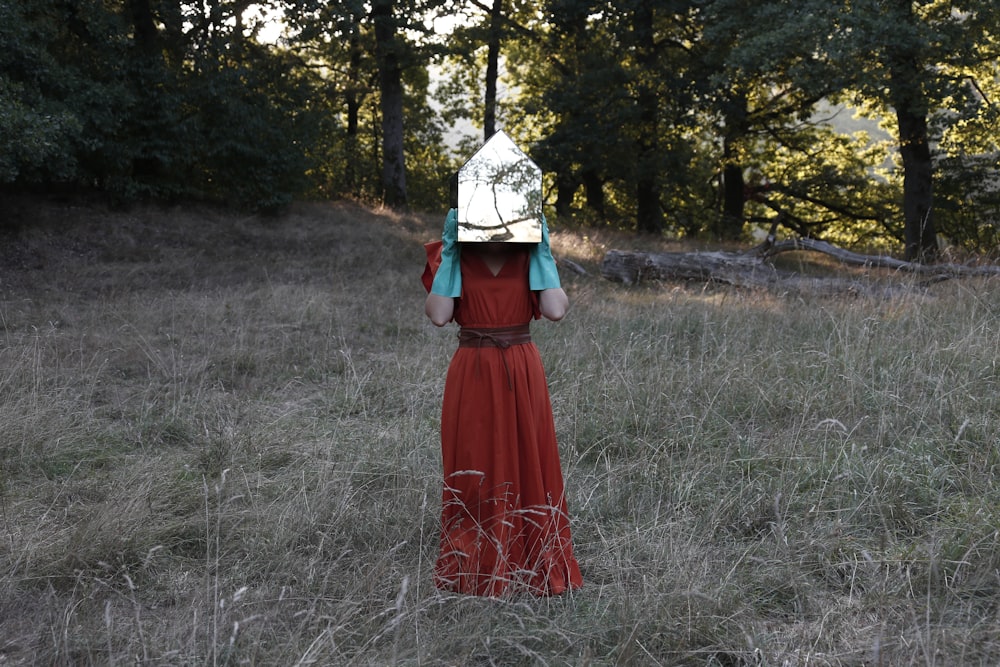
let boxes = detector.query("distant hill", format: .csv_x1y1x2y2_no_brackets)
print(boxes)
816,100,892,141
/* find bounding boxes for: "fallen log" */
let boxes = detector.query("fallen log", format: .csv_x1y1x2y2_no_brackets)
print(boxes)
600,238,1000,293
600,248,777,287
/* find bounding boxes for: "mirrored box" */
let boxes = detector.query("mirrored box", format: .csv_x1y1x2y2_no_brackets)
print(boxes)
457,131,543,243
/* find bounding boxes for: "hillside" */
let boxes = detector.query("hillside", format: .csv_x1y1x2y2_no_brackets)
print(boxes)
2,200,1000,665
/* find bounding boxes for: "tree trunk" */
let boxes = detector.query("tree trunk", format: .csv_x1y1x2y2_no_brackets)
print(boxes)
126,0,164,186
345,17,363,195
895,104,937,262
128,0,158,55
372,0,408,209
159,0,185,66
721,161,745,238
555,171,577,217
582,169,606,219
887,1,937,262
484,0,503,140
633,4,663,234
716,91,748,240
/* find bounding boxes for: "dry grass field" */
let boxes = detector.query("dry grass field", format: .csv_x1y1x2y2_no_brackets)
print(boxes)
2,199,1000,665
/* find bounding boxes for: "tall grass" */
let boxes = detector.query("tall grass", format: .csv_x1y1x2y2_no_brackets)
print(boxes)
2,200,1000,665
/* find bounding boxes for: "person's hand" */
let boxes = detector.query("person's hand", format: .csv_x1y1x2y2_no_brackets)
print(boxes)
528,215,560,291
430,209,462,297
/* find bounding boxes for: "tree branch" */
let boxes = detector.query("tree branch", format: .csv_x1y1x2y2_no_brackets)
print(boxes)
600,237,1000,294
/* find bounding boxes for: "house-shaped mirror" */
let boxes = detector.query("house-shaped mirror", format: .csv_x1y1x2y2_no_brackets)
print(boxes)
456,130,543,243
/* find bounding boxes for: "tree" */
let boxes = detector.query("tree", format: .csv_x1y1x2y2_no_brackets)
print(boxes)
371,0,408,207
506,1,702,232
0,0,128,189
286,0,452,208
691,0,859,241
482,0,504,140
0,0,321,208
521,0,629,222
627,1,666,234
432,1,548,146
824,0,1000,261
282,0,379,198
168,0,321,208
0,0,83,185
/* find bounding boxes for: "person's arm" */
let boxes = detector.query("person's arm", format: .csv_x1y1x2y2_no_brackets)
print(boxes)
425,293,455,327
538,287,569,321
424,210,461,327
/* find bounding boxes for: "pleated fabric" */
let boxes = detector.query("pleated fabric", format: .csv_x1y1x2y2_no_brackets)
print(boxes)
424,244,583,597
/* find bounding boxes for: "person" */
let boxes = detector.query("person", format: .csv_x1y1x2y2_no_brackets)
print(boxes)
422,209,583,597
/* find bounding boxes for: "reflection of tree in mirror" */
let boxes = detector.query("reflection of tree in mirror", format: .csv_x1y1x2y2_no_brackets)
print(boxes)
490,159,541,225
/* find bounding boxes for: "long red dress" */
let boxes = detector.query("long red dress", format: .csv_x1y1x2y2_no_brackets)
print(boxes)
423,243,583,597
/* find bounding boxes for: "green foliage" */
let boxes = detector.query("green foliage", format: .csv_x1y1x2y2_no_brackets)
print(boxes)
746,122,902,247
402,67,454,211
0,78,80,183
282,0,454,207
932,56,1000,250
0,0,103,183
183,47,321,210
1,0,999,250
935,153,1000,251
0,0,322,209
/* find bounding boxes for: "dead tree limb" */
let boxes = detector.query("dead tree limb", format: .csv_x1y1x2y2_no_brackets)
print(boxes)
756,237,1000,278
600,236,1000,293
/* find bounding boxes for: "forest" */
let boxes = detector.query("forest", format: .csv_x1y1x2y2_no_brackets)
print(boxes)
2,0,999,260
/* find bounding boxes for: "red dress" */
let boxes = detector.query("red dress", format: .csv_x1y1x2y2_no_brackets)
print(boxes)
423,243,583,597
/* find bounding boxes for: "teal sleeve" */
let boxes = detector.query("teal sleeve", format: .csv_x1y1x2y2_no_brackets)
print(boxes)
430,209,462,297
528,215,561,291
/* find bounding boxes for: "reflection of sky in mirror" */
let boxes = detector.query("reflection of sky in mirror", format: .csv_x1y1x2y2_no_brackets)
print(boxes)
457,132,542,242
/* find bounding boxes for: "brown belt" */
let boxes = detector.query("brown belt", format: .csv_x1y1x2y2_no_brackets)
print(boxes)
456,324,531,390
457,324,532,349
